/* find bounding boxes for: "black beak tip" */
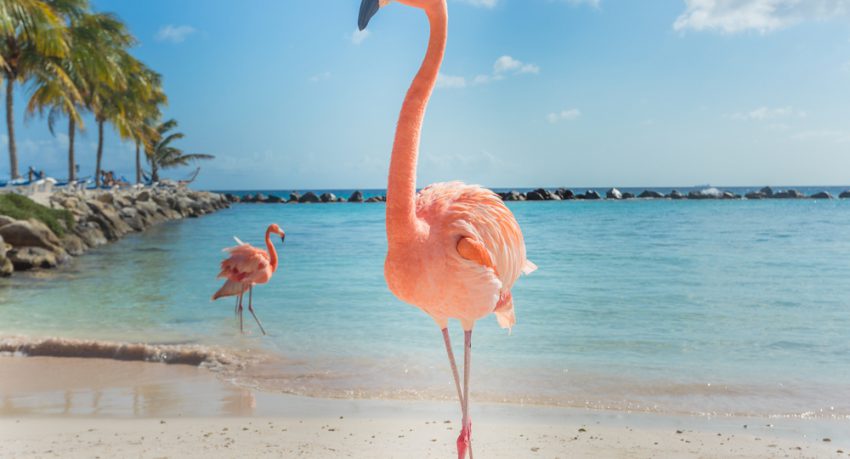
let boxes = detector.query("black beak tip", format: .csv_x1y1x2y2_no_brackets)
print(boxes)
359,0,380,31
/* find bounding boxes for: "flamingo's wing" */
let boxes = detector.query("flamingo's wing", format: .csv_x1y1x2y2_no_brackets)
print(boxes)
233,236,247,246
217,243,270,283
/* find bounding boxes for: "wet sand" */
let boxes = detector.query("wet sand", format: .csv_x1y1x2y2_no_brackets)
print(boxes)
1,355,847,458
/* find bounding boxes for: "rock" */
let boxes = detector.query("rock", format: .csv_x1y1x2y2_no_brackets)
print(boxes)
622,192,635,199
581,190,601,200
86,200,132,240
526,190,546,201
0,257,11,276
688,187,724,200
135,190,151,202
501,190,525,201
348,191,364,202
810,191,833,199
606,188,623,200
0,215,16,228
0,219,64,252
365,196,383,203
8,246,60,270
555,188,574,200
96,193,114,205
745,191,765,200
265,194,285,203
288,192,302,203
759,186,774,197
74,221,107,248
773,189,805,199
638,190,664,199
61,233,87,256
336,196,347,202
224,193,240,203
299,192,321,203
119,207,146,232
254,193,268,203
320,192,337,203
840,190,850,199
723,191,740,199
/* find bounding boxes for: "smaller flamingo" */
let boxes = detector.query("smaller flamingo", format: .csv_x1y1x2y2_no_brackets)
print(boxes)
212,224,286,335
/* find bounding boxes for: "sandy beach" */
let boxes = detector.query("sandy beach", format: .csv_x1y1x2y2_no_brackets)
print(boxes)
1,356,846,458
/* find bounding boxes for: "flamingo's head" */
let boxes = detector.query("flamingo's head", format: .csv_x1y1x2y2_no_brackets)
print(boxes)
359,0,444,30
268,223,286,243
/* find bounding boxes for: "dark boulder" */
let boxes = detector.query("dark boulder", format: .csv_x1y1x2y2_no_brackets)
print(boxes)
254,193,268,203
773,189,805,199
348,191,364,202
810,191,833,200
299,192,321,203
320,192,337,203
224,193,240,203
621,192,635,199
582,190,601,200
745,191,765,200
8,246,60,270
365,196,383,203
688,188,723,200
840,190,850,199
638,190,664,199
555,188,575,200
526,190,545,201
265,194,285,203
759,186,774,197
289,192,301,203
723,191,740,199
668,190,684,200
606,188,623,200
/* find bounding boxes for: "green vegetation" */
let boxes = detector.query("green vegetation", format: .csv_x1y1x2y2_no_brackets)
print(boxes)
0,194,73,236
2,0,212,184
147,119,214,183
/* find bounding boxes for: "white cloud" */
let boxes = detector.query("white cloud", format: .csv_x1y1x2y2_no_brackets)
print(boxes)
438,55,539,90
453,0,499,8
309,72,331,83
674,0,850,34
562,0,601,7
791,129,850,143
436,73,468,89
155,25,196,43
349,28,371,45
547,108,582,123
494,55,540,75
729,106,806,120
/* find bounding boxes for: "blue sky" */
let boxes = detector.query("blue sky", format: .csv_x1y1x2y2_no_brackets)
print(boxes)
4,0,850,189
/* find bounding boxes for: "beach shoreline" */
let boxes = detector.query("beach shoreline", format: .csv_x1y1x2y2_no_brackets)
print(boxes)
1,355,847,458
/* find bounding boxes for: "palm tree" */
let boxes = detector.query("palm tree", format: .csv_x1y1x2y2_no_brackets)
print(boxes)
0,0,82,179
27,11,128,182
122,66,166,184
147,118,212,183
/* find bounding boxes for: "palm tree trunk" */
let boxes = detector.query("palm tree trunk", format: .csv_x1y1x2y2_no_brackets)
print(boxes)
68,118,76,182
134,141,141,184
95,119,104,187
151,162,158,183
5,77,19,180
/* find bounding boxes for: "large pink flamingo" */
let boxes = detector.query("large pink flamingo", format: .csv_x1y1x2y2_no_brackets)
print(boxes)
212,223,286,335
358,1,536,457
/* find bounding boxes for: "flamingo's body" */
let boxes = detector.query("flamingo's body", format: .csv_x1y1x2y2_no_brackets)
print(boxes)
212,224,286,335
359,1,535,457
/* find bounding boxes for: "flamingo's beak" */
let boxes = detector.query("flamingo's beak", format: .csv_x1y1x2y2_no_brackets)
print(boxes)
280,233,286,244
359,0,386,30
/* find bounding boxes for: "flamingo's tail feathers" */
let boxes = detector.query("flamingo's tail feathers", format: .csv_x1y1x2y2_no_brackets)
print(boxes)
212,280,244,300
494,291,516,332
522,260,538,275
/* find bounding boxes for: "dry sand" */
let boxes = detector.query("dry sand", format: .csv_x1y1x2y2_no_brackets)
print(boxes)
1,355,847,458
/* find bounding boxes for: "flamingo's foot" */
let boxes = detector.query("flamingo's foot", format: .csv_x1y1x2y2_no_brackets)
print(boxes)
456,419,472,459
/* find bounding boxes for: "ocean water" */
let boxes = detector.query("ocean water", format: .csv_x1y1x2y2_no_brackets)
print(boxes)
2,187,849,419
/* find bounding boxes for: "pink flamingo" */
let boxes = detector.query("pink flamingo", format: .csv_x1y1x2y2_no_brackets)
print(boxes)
211,223,286,335
358,1,536,457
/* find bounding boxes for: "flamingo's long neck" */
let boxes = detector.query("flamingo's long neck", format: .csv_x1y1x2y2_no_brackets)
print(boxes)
265,228,279,271
386,2,448,246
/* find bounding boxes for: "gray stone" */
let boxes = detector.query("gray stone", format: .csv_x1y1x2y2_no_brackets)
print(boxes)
265,194,285,203
606,188,623,200
638,190,664,199
135,190,151,202
61,233,87,256
348,191,364,202
8,246,60,270
365,196,383,203
580,190,601,200
119,207,146,231
745,191,765,200
96,193,114,205
688,188,724,200
759,186,774,197
320,192,337,203
668,190,684,200
86,200,132,239
299,192,321,203
74,221,107,248
289,192,301,202
0,219,63,252
621,192,635,199
526,190,546,201
810,191,833,199
840,190,850,199
0,215,16,228
501,190,525,201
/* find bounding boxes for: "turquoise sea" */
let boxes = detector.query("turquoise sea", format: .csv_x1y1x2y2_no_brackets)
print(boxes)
2,186,849,419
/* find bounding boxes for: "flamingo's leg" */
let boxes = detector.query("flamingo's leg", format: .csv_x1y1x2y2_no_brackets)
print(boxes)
441,328,464,412
237,289,244,334
247,285,266,335
457,329,473,459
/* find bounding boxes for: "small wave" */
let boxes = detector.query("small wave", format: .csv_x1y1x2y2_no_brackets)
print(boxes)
0,336,244,368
